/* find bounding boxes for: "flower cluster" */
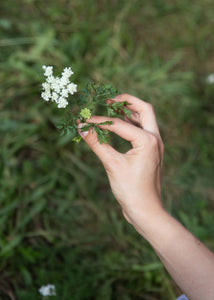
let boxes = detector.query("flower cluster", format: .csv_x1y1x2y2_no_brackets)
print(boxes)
41,66,77,108
80,108,92,119
38,284,56,297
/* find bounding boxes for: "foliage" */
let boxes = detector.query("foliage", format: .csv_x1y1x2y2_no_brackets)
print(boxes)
54,81,130,144
0,0,214,300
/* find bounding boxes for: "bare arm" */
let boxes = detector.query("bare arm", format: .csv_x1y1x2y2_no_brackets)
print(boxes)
78,93,214,300
134,207,214,300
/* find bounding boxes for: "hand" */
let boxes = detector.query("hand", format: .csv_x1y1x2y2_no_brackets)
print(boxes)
78,94,164,226
78,94,214,300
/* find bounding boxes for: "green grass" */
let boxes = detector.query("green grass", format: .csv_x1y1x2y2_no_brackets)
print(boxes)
0,0,214,299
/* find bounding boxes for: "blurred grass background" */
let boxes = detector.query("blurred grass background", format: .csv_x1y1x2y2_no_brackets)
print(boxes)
0,0,214,299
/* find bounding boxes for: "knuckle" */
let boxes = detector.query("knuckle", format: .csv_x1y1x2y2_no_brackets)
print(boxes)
145,102,154,111
90,139,99,149
105,156,121,173
116,93,130,101
148,133,159,148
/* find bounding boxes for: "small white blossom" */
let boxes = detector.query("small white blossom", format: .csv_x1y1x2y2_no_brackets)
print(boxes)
42,82,51,90
61,88,69,98
206,74,214,84
41,65,77,108
57,96,68,108
67,83,77,94
43,66,53,77
50,78,61,94
52,92,59,102
60,76,69,88
46,76,55,86
62,67,73,78
38,284,56,297
41,91,51,101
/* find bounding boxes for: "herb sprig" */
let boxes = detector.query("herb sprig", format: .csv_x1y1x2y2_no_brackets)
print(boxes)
41,66,131,143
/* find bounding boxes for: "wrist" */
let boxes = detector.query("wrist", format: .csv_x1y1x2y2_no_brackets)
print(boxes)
124,196,166,238
130,205,188,254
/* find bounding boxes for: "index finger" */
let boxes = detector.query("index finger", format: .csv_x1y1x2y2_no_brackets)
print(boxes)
114,94,160,136
88,116,149,148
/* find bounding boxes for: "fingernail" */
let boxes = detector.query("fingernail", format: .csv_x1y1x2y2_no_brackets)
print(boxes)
77,123,89,138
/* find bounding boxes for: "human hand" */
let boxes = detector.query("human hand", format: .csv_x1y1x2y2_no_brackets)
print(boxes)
78,94,164,227
78,94,214,300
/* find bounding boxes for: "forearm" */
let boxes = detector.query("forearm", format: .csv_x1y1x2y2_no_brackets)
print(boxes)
82,94,214,299
130,203,214,300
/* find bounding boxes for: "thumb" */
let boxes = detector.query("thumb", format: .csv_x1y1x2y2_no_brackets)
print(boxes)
77,123,119,168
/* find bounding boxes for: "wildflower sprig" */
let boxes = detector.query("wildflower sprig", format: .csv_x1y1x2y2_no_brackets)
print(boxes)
41,66,77,108
41,66,131,143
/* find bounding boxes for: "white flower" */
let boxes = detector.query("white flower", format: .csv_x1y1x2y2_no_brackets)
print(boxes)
41,65,77,108
62,67,73,78
42,82,51,90
61,88,69,98
57,96,68,108
52,92,59,102
206,74,214,84
43,66,53,77
67,83,77,94
41,91,51,101
38,284,56,297
50,78,61,94
46,75,55,85
60,76,69,88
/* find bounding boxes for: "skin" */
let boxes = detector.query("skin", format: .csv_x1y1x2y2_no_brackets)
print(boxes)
78,93,214,300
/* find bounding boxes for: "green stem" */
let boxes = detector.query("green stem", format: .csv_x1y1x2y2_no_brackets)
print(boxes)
94,92,115,99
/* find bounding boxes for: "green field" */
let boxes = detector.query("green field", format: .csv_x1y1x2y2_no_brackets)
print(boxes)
0,1,214,299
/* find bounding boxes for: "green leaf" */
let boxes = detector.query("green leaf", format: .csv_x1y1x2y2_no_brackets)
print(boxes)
107,107,117,117
72,135,82,143
80,124,93,132
78,94,87,105
97,121,113,126
123,108,132,118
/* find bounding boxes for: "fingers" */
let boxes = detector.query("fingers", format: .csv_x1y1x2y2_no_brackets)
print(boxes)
86,116,148,148
123,112,141,127
78,123,120,168
77,94,162,168
114,94,160,136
